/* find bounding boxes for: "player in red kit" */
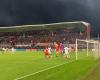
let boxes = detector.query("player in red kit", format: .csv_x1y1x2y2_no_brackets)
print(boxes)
54,42,59,57
60,43,64,56
44,47,50,58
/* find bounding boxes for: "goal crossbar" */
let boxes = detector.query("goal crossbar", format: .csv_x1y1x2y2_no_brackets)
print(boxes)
76,39,98,44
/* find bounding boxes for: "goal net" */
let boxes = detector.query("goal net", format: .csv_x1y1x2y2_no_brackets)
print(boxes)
75,39,100,60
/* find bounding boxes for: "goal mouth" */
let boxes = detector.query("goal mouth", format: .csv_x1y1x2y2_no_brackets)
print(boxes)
75,39,100,60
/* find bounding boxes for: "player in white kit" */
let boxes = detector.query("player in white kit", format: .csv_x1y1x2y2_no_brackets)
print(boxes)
11,47,15,54
48,46,52,58
64,46,70,58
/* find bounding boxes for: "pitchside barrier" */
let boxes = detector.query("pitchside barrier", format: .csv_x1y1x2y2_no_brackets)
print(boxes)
75,39,100,60
15,48,37,51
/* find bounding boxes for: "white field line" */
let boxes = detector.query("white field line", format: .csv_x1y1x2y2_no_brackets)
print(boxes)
14,60,75,80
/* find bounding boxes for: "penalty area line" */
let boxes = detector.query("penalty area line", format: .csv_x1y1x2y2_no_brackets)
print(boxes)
14,60,75,80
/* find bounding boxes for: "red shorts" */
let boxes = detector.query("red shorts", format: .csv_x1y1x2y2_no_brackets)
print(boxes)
44,52,49,55
56,48,59,52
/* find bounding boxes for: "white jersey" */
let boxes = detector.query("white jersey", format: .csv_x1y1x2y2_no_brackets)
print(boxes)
11,48,15,54
2,48,6,52
64,47,69,54
48,47,51,54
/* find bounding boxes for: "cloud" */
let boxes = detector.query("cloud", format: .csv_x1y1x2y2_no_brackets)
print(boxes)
0,0,100,35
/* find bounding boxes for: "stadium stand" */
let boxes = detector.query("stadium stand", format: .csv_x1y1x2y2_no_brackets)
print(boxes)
0,21,91,50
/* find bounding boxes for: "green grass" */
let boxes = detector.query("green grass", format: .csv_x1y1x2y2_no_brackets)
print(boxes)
0,51,98,80
83,59,100,80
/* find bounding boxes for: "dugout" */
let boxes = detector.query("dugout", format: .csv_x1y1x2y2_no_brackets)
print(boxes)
0,21,91,50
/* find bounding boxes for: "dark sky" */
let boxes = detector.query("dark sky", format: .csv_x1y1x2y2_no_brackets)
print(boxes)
0,0,100,36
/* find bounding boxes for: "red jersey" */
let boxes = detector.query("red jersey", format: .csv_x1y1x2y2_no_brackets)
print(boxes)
55,43,59,49
44,48,48,55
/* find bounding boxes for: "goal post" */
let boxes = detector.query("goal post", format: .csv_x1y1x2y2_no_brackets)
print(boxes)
75,39,100,60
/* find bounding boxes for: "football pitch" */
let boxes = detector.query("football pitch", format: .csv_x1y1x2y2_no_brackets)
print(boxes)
0,51,98,80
